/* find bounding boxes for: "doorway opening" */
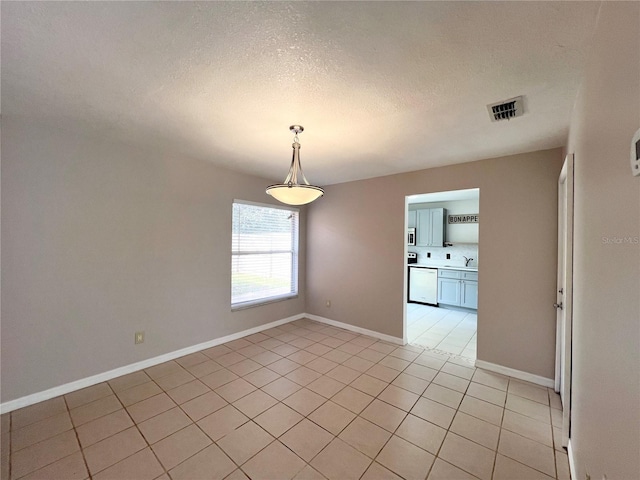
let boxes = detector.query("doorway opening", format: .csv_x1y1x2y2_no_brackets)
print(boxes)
404,188,480,361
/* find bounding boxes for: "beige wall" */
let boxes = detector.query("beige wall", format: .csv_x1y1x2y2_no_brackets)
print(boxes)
1,118,306,403
566,3,640,479
307,148,563,379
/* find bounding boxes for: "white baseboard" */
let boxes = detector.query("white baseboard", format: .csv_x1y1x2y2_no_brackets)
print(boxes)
0,313,304,414
567,439,577,480
474,360,555,388
304,313,404,345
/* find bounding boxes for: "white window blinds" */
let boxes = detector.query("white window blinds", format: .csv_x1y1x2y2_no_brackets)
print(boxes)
231,201,299,309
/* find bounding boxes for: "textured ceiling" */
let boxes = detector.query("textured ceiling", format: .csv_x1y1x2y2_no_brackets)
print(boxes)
2,2,600,185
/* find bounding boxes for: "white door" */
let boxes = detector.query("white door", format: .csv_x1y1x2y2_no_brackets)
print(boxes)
555,153,574,448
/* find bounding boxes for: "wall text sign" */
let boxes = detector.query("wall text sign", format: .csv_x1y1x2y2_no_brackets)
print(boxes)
448,214,479,224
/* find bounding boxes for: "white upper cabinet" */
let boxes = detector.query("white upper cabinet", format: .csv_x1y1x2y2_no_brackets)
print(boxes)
416,208,446,247
408,210,417,229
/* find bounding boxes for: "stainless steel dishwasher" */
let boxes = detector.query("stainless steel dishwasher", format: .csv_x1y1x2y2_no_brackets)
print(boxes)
408,266,438,305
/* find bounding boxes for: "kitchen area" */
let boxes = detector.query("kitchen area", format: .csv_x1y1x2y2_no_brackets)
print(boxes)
405,188,479,360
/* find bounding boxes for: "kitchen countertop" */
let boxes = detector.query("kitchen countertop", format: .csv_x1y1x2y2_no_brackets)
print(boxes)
408,264,478,272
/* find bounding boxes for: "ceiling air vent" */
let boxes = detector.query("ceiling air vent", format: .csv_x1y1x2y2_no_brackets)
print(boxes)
487,96,524,122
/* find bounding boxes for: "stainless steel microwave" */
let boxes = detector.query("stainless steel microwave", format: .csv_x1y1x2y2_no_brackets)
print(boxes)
407,228,416,246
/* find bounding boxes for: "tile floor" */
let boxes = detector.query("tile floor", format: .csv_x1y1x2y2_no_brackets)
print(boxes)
1,318,570,480
407,304,477,360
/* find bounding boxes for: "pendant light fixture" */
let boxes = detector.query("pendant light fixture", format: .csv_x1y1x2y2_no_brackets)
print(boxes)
266,125,324,205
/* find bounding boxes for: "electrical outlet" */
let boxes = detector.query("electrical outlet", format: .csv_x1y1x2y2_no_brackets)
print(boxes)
135,331,144,344
325,300,331,308
446,253,451,260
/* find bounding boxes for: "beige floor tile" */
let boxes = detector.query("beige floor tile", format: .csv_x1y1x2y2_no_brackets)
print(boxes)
166,379,210,405
180,390,227,421
426,458,478,480
366,364,401,383
243,367,281,388
378,356,411,372
196,404,249,441
458,396,504,426
410,397,456,429
93,448,164,480
242,441,307,480
174,352,209,368
423,383,464,409
471,369,508,391
320,336,347,349
200,369,240,390
357,348,387,363
450,412,500,450
11,430,80,479
361,399,407,433
286,366,323,386
553,426,564,451
127,393,176,423
338,342,367,355
331,386,374,414
350,374,388,396
379,385,420,412
116,382,162,407
370,343,398,355
255,403,304,437
432,372,470,393
262,377,303,400
306,376,344,399
202,344,233,359
65,383,113,410
389,347,421,361
311,438,372,480
232,389,278,418
343,355,375,373
228,358,262,376
152,424,212,470
108,371,152,393
70,395,123,426
226,338,253,350
498,430,556,477
376,435,435,480
322,348,352,364
227,468,251,480
18,452,87,480
287,350,319,365
11,411,72,452
549,390,562,410
217,421,274,465
505,394,551,424
283,388,327,416
11,397,67,430
404,363,438,382
215,378,256,403
308,401,355,435
326,365,361,384
269,358,302,375
216,351,246,368
83,427,146,475
502,409,553,447
466,382,506,407
237,344,268,358
338,417,391,458
168,444,236,480
259,338,286,350
395,414,446,455
493,454,554,480
361,462,404,480
292,465,326,480
1,431,9,480
413,354,446,371
145,361,184,381
1,414,9,433
76,409,134,448
441,362,475,380
154,369,196,391
438,432,495,480
251,350,283,366
245,332,271,343
185,359,223,378
281,419,334,462
289,337,316,350
508,380,550,405
551,407,562,428
138,407,192,444
391,373,430,395
273,344,300,357
306,357,339,375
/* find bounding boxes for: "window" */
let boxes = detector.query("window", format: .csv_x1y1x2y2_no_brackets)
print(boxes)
231,200,299,309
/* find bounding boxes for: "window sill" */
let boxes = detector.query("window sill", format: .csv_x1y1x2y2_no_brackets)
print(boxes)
231,294,299,311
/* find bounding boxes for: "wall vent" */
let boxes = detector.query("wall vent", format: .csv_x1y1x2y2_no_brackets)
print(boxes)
487,96,524,122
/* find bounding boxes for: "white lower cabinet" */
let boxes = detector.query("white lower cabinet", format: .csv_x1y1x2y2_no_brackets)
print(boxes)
437,269,478,310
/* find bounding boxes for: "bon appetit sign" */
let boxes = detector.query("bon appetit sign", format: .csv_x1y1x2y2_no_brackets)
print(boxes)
448,214,479,224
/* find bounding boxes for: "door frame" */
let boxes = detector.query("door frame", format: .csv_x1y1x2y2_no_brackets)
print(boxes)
555,153,574,447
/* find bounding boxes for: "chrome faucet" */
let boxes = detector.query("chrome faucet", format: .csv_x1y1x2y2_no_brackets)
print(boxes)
464,256,474,267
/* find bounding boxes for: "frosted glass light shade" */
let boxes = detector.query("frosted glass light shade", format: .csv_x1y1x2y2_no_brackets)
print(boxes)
266,184,324,205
